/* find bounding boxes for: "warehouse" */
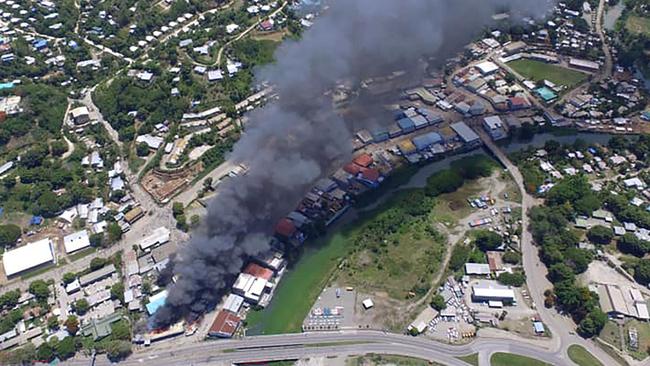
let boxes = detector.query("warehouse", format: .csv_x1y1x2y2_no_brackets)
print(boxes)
398,140,417,155
63,230,91,254
411,132,442,151
569,58,599,72
208,310,241,338
397,118,415,133
140,227,171,251
2,238,55,277
475,61,499,75
450,122,480,146
146,290,168,315
483,116,507,141
471,282,516,305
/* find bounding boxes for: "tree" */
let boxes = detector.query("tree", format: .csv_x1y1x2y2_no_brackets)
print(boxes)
618,233,649,257
36,342,54,362
587,225,614,245
89,232,104,247
497,272,526,287
74,299,89,315
502,251,521,264
172,202,184,217
55,336,76,359
0,224,21,247
64,315,79,336
548,263,576,283
474,230,502,252
107,222,122,243
47,316,59,330
28,280,50,303
635,260,650,286
89,257,107,271
6,342,36,365
105,340,132,361
202,177,213,191
430,294,447,311
62,272,77,285
190,214,200,228
50,140,68,157
577,309,608,338
136,142,150,156
111,283,125,304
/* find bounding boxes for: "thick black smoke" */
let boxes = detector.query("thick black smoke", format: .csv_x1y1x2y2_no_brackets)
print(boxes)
152,0,553,327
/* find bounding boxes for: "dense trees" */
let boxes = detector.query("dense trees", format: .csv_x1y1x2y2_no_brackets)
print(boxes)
474,230,503,252
28,280,51,303
617,233,650,257
73,299,89,315
497,272,526,287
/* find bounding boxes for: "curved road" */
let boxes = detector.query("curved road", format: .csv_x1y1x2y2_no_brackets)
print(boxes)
66,330,568,366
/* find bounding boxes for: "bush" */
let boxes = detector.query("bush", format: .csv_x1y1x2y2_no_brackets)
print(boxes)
136,142,149,156
430,294,447,311
587,225,613,245
497,272,526,287
449,245,470,272
0,224,22,247
617,233,650,257
502,251,521,264
474,230,502,252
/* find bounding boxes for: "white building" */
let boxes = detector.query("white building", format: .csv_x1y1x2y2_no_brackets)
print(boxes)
63,230,90,254
139,227,171,251
222,293,244,313
232,273,267,304
465,263,491,275
475,61,499,75
471,282,516,304
2,238,55,277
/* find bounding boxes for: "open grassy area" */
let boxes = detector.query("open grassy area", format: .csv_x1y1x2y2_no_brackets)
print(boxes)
489,352,551,366
624,319,650,360
626,16,650,36
456,353,479,366
568,344,604,366
347,354,444,366
509,59,589,87
599,319,622,350
246,156,496,335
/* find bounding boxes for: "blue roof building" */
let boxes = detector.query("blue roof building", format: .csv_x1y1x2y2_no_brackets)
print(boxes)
397,118,415,133
30,216,43,225
33,39,48,50
412,132,443,151
146,290,168,315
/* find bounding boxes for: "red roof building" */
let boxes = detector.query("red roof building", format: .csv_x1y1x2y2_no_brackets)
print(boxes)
353,153,373,168
208,310,241,338
359,167,380,183
275,218,297,238
343,163,362,175
243,263,274,281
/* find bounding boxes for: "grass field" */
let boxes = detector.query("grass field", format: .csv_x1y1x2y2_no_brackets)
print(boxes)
626,16,650,36
456,353,479,366
489,352,551,366
599,321,622,350
346,354,444,366
568,344,604,366
509,59,589,87
624,319,650,359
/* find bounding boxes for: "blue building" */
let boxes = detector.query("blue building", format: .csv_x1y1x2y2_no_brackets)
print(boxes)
412,132,443,151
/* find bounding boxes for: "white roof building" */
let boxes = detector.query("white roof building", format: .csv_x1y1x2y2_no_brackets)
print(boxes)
140,227,171,250
471,282,516,303
475,61,499,75
136,134,164,150
223,294,244,313
2,238,55,277
465,263,491,275
232,273,267,304
362,298,374,309
63,230,90,254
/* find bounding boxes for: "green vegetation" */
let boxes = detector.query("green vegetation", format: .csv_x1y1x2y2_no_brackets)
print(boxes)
490,352,551,366
497,272,526,287
587,225,614,245
568,344,604,366
430,294,447,311
346,354,443,366
626,15,650,37
624,320,650,359
509,59,589,87
456,353,479,366
531,174,605,338
247,156,496,334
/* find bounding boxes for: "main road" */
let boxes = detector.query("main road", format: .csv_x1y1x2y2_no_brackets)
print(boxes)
66,330,568,366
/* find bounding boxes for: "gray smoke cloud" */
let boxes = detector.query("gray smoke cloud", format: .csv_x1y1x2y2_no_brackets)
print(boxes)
152,0,554,327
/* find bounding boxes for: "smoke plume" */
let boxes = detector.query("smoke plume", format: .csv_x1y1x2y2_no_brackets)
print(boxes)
152,0,553,327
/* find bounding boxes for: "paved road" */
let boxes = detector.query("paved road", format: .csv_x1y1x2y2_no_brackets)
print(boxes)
478,130,621,366
65,330,569,366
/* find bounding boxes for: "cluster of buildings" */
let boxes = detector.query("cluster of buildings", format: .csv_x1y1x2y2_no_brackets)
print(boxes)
595,284,650,321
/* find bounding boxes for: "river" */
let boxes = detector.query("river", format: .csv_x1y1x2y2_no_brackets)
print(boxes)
247,130,619,335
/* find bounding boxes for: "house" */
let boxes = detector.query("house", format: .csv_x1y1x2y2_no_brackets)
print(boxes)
475,61,499,75
450,122,481,147
482,116,507,141
69,106,90,125
63,230,90,254
471,282,516,305
465,263,491,275
136,134,164,150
